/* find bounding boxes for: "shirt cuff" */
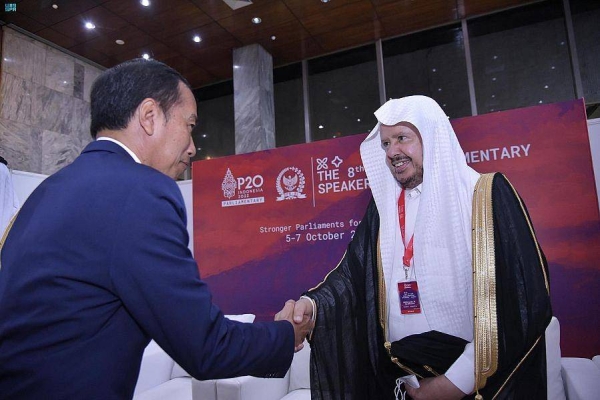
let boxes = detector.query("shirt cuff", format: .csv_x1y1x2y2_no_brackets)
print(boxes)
444,341,475,395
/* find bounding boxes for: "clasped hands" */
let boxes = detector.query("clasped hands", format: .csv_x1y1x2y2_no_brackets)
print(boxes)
274,298,314,352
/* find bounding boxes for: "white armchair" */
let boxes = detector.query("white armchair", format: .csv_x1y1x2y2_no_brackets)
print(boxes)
132,339,201,400
547,316,600,400
561,356,600,400
192,340,311,400
133,314,256,400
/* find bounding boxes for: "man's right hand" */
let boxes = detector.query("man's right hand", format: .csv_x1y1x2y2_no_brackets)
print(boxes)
292,297,314,325
275,299,314,352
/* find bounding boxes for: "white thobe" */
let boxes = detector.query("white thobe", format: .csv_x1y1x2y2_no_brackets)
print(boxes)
386,184,475,394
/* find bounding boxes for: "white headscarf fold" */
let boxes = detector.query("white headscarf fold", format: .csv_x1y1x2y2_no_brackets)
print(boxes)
360,95,480,340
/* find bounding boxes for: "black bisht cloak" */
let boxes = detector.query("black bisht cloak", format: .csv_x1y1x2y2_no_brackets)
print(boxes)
306,173,552,399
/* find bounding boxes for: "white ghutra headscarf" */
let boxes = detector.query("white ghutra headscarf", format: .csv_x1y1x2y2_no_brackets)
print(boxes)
360,95,480,341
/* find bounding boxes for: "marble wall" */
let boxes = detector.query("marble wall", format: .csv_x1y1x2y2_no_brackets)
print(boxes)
0,27,103,174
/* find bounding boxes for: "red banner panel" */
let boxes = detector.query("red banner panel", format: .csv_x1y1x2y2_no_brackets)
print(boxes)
193,99,599,358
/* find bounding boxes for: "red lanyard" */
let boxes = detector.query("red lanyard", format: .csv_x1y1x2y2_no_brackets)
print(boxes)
398,189,414,268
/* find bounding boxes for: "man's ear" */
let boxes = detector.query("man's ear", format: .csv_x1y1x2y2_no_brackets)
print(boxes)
138,98,159,136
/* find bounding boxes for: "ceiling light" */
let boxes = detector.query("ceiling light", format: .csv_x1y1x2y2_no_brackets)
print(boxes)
202,134,207,138
233,65,240,69
116,39,125,45
357,118,361,122
142,53,150,60
321,0,331,2
318,125,324,129
193,35,201,43
251,17,261,24
85,22,96,30
270,35,276,40
52,4,58,9
140,0,150,6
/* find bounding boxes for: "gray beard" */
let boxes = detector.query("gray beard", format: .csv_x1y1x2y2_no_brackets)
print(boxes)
398,166,423,189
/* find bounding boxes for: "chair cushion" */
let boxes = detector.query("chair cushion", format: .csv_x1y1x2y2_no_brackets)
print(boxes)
289,341,311,391
171,314,256,379
593,355,600,370
281,388,311,400
545,317,566,400
133,377,191,400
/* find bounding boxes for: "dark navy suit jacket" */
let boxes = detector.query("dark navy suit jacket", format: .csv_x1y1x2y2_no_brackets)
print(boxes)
0,140,294,399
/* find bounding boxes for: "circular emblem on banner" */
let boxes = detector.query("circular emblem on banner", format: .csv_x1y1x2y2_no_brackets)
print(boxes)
276,167,307,201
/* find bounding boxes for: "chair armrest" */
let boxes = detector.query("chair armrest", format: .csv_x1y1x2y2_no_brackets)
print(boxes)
192,379,217,400
133,341,175,396
216,373,290,400
561,357,600,400
593,355,600,370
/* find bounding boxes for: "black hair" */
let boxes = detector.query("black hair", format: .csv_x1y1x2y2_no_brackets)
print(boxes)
89,59,191,139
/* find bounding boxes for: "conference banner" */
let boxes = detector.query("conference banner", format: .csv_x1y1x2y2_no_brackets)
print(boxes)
193,99,599,358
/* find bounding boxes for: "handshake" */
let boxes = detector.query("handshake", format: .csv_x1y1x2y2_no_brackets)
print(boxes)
274,297,315,352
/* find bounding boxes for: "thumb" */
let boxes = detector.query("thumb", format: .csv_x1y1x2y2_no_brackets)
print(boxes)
293,302,306,323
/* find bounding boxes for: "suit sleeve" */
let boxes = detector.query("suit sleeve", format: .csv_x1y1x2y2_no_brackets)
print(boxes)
107,175,294,380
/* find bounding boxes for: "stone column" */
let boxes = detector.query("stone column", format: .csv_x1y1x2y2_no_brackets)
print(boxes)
233,44,275,155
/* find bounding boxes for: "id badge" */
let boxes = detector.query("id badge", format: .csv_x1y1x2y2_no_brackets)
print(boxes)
398,281,421,314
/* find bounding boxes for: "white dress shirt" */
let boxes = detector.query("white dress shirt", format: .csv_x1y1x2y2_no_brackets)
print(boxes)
96,137,141,164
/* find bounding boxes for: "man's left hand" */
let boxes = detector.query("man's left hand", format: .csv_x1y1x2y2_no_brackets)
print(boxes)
405,375,465,400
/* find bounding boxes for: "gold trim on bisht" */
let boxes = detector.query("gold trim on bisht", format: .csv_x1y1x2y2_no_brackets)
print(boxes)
0,211,18,251
472,173,498,398
377,234,387,337
307,250,348,292
0,211,18,271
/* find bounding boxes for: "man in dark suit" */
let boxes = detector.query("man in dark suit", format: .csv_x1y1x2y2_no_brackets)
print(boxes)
0,59,312,399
